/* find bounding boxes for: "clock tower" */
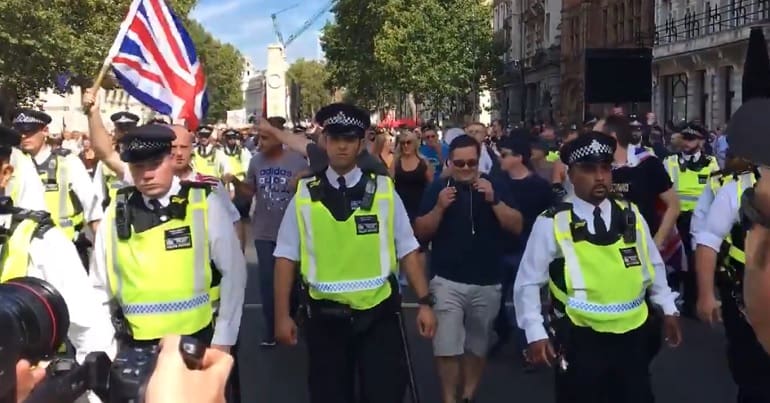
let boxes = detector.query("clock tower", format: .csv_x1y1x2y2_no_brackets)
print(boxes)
265,44,289,120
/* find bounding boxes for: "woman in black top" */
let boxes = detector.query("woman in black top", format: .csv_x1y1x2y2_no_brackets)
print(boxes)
391,130,435,220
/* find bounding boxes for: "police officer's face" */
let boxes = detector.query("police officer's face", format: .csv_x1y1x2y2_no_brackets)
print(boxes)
570,162,612,202
170,126,193,172
129,154,174,198
19,127,48,155
681,136,702,154
198,134,210,146
326,135,361,169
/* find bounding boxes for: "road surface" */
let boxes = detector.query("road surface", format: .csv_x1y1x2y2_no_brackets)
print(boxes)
236,245,737,403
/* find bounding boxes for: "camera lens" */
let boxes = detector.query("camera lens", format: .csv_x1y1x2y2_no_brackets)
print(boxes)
0,277,69,362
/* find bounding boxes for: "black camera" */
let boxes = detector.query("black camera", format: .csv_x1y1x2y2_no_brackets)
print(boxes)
0,277,207,403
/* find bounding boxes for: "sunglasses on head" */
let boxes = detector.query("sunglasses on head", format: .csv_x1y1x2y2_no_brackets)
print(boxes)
452,159,478,168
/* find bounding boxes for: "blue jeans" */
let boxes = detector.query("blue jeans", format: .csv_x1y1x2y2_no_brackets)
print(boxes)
255,240,277,340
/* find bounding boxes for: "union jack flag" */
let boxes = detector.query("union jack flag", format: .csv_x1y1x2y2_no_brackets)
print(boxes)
105,0,208,129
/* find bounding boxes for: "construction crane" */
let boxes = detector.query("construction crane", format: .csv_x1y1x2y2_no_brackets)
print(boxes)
270,0,337,50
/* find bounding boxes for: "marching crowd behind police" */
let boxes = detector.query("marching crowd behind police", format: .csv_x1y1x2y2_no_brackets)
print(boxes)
0,85,767,403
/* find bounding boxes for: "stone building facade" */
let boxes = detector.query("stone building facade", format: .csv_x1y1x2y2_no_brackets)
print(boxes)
652,0,770,129
561,0,656,122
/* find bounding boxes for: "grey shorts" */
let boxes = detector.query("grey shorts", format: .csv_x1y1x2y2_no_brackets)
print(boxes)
429,276,502,357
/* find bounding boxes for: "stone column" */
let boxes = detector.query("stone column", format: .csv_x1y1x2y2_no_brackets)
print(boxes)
687,70,703,122
712,67,725,128
732,64,743,117
704,67,717,129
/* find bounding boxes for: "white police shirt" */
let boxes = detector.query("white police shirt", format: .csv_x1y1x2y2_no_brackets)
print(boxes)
90,176,247,346
694,176,753,252
273,166,420,262
32,145,104,225
92,160,130,207
513,196,680,343
6,148,46,210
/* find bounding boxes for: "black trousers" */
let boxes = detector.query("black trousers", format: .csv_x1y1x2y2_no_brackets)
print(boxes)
672,212,697,316
555,320,654,403
720,290,770,403
305,305,407,403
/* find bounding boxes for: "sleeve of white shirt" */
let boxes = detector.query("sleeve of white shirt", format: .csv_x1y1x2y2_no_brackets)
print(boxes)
393,192,420,259
696,183,740,252
119,161,134,185
30,227,116,363
206,192,247,346
89,216,116,337
273,196,300,261
689,185,715,249
241,149,252,171
66,156,104,223
211,181,240,223
14,153,47,211
642,215,680,315
513,215,558,344
216,149,230,177
92,162,106,204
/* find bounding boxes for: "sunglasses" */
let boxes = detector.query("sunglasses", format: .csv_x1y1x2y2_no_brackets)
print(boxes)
451,159,478,168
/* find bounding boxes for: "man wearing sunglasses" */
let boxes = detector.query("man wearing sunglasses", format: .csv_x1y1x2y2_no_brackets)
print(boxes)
415,134,522,403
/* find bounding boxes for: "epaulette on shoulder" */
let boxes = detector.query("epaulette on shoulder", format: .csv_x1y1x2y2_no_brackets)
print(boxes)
13,209,55,239
116,186,137,197
52,148,72,157
542,202,572,218
180,180,215,196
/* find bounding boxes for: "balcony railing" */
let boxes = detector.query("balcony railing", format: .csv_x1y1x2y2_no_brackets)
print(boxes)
654,0,770,46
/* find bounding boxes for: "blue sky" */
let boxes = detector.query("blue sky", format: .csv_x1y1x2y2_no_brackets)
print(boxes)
190,0,332,70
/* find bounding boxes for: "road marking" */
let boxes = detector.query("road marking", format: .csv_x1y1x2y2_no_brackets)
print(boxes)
243,302,516,309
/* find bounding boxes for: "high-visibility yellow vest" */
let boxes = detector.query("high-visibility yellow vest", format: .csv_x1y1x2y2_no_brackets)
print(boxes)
102,163,123,206
724,173,757,267
104,185,213,340
33,150,84,239
295,174,398,310
548,200,654,334
192,146,219,177
546,151,560,163
224,148,245,181
0,212,54,282
664,154,720,212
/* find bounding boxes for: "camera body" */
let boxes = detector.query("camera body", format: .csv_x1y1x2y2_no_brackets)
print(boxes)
109,344,161,403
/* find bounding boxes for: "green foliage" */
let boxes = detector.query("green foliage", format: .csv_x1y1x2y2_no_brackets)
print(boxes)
322,0,501,109
287,59,331,119
185,19,243,121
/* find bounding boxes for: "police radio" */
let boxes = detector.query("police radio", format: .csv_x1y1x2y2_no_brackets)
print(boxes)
115,191,132,240
360,175,378,211
622,202,636,244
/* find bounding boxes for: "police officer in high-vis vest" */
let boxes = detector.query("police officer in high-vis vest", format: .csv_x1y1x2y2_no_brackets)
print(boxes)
0,126,114,398
13,109,102,263
694,166,770,402
514,132,681,403
221,128,251,251
90,124,247,354
93,111,139,210
663,122,719,316
273,103,437,403
193,125,227,177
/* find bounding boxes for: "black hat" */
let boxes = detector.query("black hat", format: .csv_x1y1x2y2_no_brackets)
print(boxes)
222,128,240,138
561,132,616,165
677,122,706,139
196,125,214,137
118,124,177,163
110,112,140,129
12,109,51,134
0,126,20,149
314,103,370,138
498,136,531,161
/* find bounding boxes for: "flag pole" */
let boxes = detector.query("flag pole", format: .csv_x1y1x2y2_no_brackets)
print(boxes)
83,0,143,113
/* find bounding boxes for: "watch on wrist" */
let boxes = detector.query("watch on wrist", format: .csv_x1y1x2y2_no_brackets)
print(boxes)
417,293,436,307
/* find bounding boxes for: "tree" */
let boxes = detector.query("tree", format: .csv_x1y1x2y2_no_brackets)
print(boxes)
287,59,331,120
185,19,243,122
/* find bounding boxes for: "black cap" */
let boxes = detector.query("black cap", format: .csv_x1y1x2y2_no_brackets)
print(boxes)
561,132,616,165
110,112,140,129
12,109,52,134
0,126,20,149
196,125,214,137
677,122,706,140
222,128,240,138
498,136,532,161
314,103,370,138
118,124,177,163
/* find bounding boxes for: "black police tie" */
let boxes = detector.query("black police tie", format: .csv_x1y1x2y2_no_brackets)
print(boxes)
337,176,347,191
149,199,163,212
593,206,608,236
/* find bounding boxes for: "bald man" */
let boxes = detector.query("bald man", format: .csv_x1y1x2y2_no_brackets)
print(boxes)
82,90,239,222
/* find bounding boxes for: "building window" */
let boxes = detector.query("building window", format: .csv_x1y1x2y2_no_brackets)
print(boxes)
666,74,688,123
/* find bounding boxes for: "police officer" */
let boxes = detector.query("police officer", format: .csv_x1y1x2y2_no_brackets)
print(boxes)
12,109,102,258
193,125,227,177
93,111,140,210
90,124,247,353
5,141,46,210
662,122,720,316
273,103,437,403
0,126,114,398
694,165,770,402
513,132,681,403
221,128,251,252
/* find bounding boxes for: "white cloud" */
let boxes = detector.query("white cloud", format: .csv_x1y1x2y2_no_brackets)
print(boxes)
190,0,243,24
